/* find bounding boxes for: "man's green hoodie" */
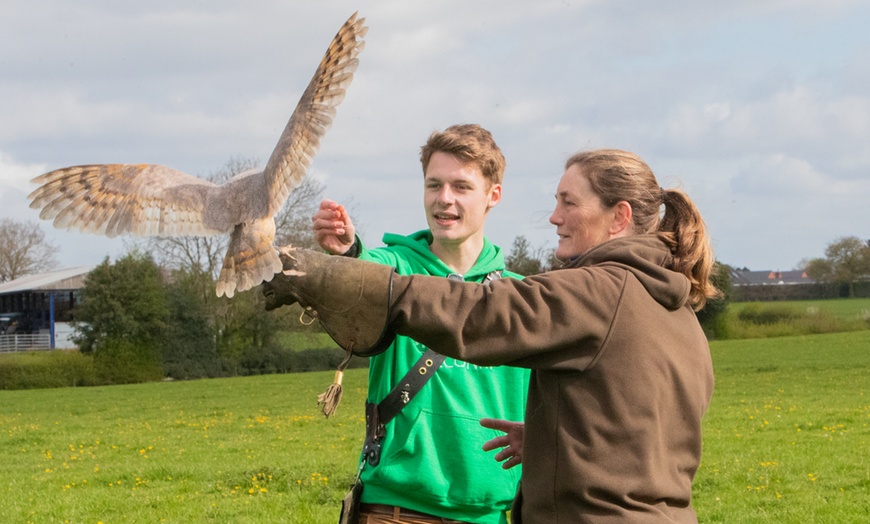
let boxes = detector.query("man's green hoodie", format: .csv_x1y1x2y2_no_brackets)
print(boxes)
357,230,529,524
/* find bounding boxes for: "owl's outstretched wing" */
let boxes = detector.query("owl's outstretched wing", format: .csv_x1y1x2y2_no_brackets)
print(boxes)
27,12,367,299
27,164,234,238
214,12,367,298
262,12,367,216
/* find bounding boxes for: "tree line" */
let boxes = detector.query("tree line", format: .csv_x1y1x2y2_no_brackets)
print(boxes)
802,236,870,298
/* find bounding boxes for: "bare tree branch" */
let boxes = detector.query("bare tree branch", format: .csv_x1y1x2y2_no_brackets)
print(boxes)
0,219,58,282
274,176,325,249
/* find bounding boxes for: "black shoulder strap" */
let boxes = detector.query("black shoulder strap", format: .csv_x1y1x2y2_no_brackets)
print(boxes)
379,349,445,423
361,269,502,466
377,268,501,422
363,349,444,466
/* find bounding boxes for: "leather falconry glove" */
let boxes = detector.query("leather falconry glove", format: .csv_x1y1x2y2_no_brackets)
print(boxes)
262,246,396,417
262,246,396,357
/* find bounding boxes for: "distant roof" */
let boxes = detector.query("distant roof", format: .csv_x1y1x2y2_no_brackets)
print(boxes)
0,266,95,294
731,269,814,286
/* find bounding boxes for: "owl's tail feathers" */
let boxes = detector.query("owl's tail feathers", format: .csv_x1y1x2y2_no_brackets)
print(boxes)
217,249,282,298
216,236,283,298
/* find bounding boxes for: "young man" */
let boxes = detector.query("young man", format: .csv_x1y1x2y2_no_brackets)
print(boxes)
312,124,529,524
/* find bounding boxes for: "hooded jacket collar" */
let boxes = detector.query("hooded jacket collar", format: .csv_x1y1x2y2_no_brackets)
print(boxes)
381,229,506,280
563,234,690,311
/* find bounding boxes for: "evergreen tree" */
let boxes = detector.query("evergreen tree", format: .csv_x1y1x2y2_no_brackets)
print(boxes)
695,261,733,339
73,252,168,383
163,269,221,379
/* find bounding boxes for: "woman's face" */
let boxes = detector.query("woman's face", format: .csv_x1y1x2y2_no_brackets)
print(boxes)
549,164,616,260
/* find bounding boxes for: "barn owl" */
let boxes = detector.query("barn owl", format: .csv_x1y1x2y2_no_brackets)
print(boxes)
28,13,367,298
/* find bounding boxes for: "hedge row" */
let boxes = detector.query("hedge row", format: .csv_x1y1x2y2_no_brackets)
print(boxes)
0,347,368,391
732,282,870,302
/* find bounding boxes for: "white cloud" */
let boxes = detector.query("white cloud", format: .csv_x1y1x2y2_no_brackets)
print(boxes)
0,152,45,196
733,154,870,197
660,85,870,176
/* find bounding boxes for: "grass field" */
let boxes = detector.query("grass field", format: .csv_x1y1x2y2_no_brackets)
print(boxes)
696,330,869,522
717,298,870,340
1,330,868,523
0,372,369,523
729,297,870,321
274,332,340,351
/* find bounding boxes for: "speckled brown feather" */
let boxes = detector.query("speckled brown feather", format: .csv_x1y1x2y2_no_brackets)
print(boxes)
27,13,367,298
263,12,367,217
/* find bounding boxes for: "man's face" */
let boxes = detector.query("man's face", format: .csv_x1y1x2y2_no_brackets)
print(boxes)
423,151,501,246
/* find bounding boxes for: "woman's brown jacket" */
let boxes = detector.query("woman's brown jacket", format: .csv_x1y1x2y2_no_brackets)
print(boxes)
389,234,714,523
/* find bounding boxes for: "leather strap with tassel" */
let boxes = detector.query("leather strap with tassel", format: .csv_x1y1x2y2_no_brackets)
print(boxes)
317,342,356,418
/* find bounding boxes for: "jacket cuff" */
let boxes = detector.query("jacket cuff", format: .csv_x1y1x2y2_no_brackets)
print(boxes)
341,235,362,258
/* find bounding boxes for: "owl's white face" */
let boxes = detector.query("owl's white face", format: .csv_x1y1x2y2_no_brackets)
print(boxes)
422,151,501,253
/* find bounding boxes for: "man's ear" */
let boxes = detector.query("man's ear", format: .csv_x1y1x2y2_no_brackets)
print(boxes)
610,201,633,236
486,183,503,210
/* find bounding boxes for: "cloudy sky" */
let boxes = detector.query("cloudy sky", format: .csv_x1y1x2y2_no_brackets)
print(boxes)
2,0,868,272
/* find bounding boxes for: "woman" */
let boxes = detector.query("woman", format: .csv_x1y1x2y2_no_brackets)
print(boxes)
264,149,720,523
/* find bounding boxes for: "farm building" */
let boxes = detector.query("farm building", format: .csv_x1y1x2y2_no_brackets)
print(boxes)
730,269,814,286
0,266,94,351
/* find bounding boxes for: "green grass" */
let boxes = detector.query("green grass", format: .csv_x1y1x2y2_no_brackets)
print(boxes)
718,298,870,339
274,331,340,351
695,330,870,522
730,297,870,322
1,331,868,523
0,371,369,523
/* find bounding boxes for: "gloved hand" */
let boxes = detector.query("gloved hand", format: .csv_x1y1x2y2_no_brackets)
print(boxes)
261,246,396,356
261,247,311,311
